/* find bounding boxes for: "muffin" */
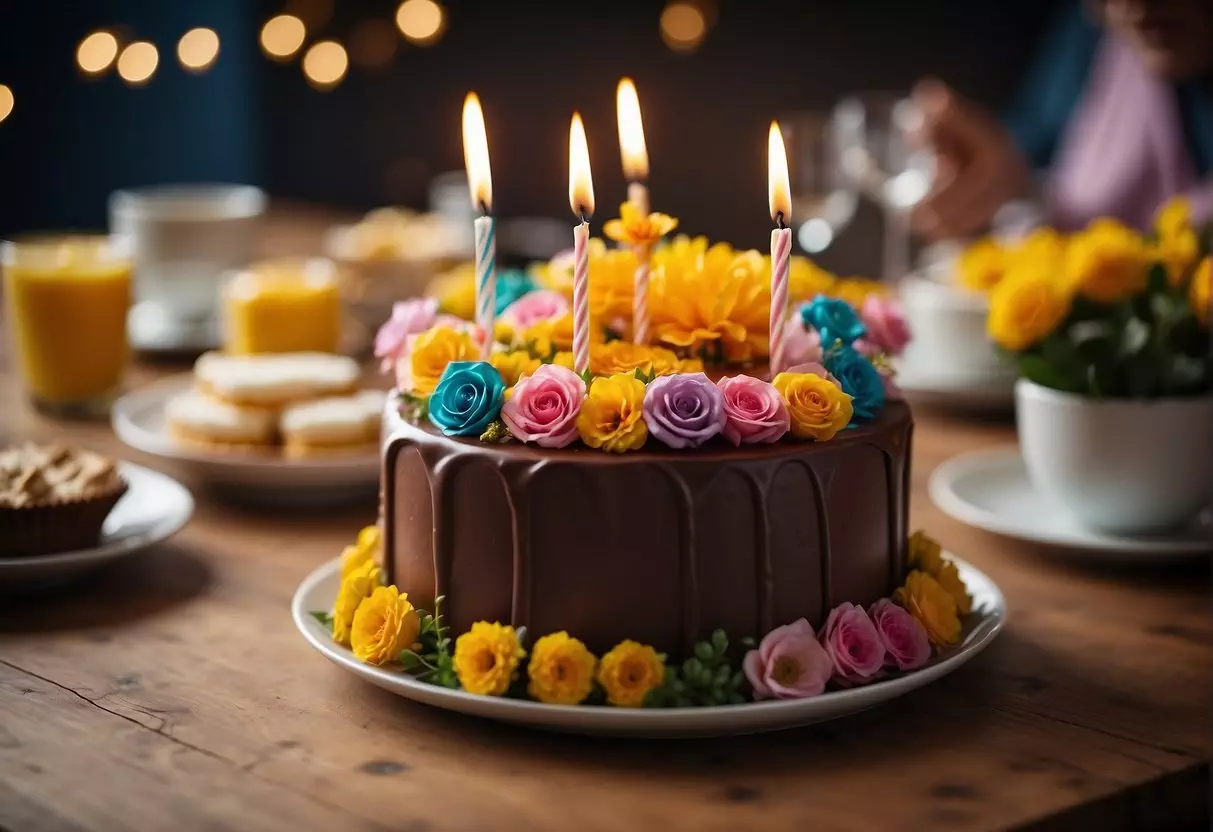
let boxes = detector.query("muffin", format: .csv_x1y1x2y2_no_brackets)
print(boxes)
0,443,128,557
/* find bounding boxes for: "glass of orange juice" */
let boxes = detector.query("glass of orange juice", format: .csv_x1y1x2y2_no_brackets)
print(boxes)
222,257,343,355
2,235,133,417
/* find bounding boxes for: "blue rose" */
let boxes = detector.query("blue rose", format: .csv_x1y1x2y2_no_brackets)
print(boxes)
494,269,538,317
825,345,885,421
428,361,506,437
801,295,866,347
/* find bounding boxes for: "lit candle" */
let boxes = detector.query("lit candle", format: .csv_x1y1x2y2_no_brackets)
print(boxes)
462,92,496,360
568,112,596,376
768,121,792,376
616,77,653,345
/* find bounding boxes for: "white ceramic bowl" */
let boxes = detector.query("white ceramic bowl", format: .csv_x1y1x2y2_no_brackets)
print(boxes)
1016,379,1213,534
899,269,1015,383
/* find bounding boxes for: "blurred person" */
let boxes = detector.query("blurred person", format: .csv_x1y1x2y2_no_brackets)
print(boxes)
912,0,1213,238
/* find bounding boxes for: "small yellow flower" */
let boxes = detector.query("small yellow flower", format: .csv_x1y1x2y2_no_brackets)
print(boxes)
523,311,600,357
894,571,961,648
830,277,891,309
551,351,575,370
527,631,597,705
406,326,477,396
332,560,383,646
772,372,854,441
935,560,973,617
1063,218,1149,303
426,263,477,320
340,524,381,579
590,244,638,322
589,341,684,378
453,622,527,696
350,584,421,666
789,255,837,302
576,373,648,453
1191,256,1210,327
490,350,542,388
907,530,944,576
958,238,1006,292
679,357,706,374
597,640,665,707
603,202,679,248
986,270,1072,351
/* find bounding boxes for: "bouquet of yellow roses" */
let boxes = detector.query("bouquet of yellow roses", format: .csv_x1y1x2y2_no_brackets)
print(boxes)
981,199,1211,398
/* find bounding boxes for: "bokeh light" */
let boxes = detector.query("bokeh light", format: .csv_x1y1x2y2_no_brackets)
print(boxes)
350,19,399,70
302,40,348,89
117,41,159,86
0,86,13,125
261,14,307,60
395,0,445,46
660,2,707,53
178,28,220,73
77,31,119,76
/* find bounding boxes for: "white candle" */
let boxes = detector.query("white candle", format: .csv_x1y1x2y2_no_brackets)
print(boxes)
768,121,792,376
462,92,495,359
568,112,596,375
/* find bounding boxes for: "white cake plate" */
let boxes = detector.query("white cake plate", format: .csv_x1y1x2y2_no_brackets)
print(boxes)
930,448,1212,562
292,555,1005,737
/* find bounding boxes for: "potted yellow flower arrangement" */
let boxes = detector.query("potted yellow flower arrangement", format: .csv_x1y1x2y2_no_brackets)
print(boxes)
981,199,1212,534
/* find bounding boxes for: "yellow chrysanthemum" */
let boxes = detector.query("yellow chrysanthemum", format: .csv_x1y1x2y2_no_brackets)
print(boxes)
551,351,575,370
679,357,706,374
453,621,526,696
340,525,381,579
590,341,683,378
603,202,679,248
957,238,1006,293
590,244,639,323
490,350,542,388
523,311,605,357
1063,218,1149,303
406,326,477,396
789,255,837,302
332,560,384,647
772,371,854,441
935,560,973,617
527,631,597,705
350,584,420,666
576,373,648,453
893,570,961,648
1191,256,1210,327
907,530,944,576
830,277,891,309
986,270,1072,352
597,640,665,708
426,263,477,321
533,250,577,295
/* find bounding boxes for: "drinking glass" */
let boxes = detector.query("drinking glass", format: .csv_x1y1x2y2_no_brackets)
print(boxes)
777,111,857,255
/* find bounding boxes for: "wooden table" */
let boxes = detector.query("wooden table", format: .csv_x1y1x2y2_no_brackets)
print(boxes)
1,293,1209,831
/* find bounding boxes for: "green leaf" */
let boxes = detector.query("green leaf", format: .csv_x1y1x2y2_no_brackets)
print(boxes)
1017,354,1082,394
694,642,715,663
1117,317,1151,358
579,368,595,389
1147,262,1169,295
308,611,333,628
710,629,728,655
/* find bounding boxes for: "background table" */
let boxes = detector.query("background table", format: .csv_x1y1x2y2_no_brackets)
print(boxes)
1,215,1208,831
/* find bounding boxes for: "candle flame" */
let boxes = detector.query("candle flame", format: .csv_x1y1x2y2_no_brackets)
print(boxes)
768,121,791,224
568,112,595,218
462,92,493,212
616,77,649,182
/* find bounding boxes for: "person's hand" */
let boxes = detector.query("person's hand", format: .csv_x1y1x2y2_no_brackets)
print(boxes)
910,79,1032,241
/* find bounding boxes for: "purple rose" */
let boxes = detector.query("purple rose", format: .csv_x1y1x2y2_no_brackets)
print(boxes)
642,372,727,448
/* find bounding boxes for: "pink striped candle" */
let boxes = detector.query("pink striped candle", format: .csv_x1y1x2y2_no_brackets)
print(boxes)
568,112,596,376
767,121,793,376
632,247,651,346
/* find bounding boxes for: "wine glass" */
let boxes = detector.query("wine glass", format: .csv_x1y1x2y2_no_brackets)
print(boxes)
777,111,858,255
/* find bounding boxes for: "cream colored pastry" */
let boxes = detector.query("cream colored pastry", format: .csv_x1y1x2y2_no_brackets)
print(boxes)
166,389,277,449
279,389,386,457
193,351,360,407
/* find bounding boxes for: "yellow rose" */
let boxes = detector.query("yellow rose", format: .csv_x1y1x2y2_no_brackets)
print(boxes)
1004,227,1067,277
527,631,597,705
597,640,665,707
1154,198,1199,287
907,530,943,576
1191,256,1210,327
490,350,542,388
406,326,477,396
332,560,383,646
893,571,961,648
350,584,421,666
603,202,679,247
958,238,1005,292
1063,219,1149,303
935,560,973,617
340,524,381,579
426,263,477,320
453,621,526,696
1155,196,1191,240
772,372,854,441
986,270,1072,351
576,373,648,453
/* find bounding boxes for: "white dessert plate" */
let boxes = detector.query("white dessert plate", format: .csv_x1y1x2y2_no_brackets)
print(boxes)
112,375,381,507
0,461,194,588
894,361,1016,411
930,448,1212,560
292,555,1005,738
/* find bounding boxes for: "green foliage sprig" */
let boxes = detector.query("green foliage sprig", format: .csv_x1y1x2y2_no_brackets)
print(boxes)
646,629,747,707
400,595,459,689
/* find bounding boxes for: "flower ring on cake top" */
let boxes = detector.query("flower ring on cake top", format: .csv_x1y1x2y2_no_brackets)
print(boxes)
868,599,931,672
398,325,479,395
428,361,506,437
857,295,911,357
453,621,526,696
375,297,438,372
577,372,648,452
742,618,833,700
772,371,853,441
818,602,887,686
824,345,886,422
501,364,586,448
642,372,727,449
894,571,961,649
527,631,598,705
489,350,542,389
350,585,420,666
801,295,867,347
781,315,824,369
986,270,1072,352
715,375,789,446
499,289,570,332
597,640,666,707
603,202,679,247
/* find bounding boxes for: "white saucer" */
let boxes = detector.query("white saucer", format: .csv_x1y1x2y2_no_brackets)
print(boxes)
0,461,194,588
930,448,1212,560
292,555,1005,738
894,361,1016,411
112,375,380,508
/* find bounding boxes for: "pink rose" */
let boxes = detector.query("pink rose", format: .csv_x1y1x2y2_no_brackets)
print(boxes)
819,602,886,685
742,618,834,700
868,599,931,671
500,364,585,448
500,290,570,331
859,295,911,357
715,375,789,445
781,316,823,368
374,298,438,372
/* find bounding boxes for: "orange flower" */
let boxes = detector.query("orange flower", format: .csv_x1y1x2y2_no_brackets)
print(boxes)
603,202,679,248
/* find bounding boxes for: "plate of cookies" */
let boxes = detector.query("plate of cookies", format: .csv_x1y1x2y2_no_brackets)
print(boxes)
112,351,387,506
